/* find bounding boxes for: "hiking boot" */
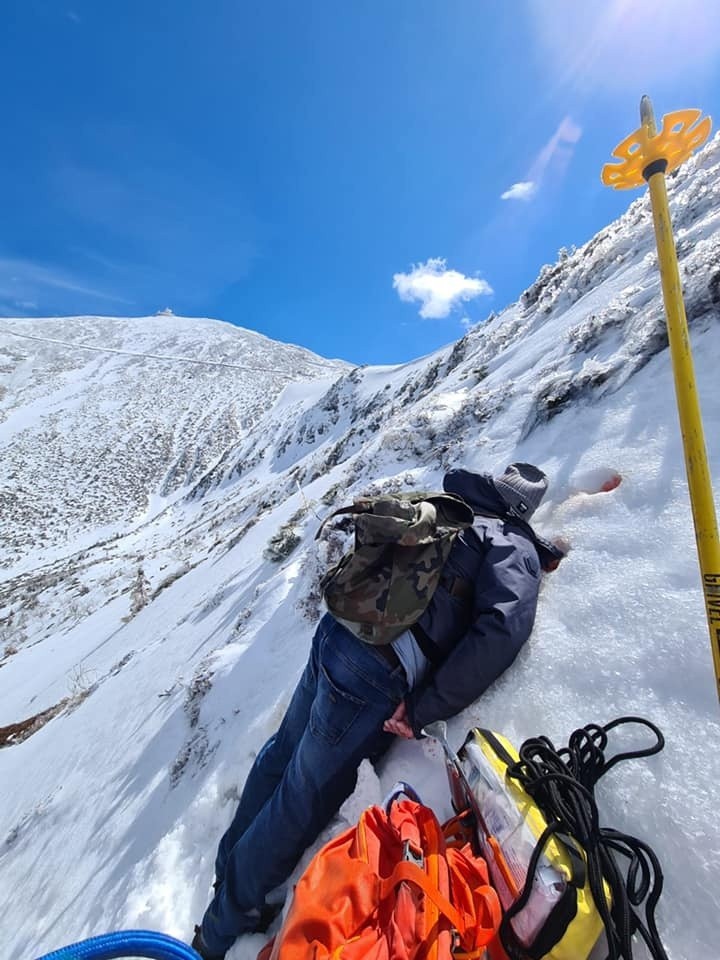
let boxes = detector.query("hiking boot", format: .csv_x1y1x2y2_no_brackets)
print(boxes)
191,902,280,959
211,878,281,933
191,925,225,960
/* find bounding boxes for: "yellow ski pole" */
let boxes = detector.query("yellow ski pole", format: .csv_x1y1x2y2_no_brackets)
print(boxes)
602,97,720,701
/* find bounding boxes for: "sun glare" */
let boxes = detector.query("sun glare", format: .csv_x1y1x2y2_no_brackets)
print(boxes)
531,0,720,95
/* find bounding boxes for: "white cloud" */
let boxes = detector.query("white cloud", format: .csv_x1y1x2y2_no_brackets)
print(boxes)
501,181,537,201
532,116,582,182
501,116,582,202
393,258,492,320
0,257,131,310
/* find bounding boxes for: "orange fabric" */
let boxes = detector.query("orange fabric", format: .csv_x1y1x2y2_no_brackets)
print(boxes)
259,799,501,960
442,812,474,845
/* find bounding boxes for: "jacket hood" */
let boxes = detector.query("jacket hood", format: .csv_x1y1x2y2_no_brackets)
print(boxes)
442,468,565,570
442,469,508,515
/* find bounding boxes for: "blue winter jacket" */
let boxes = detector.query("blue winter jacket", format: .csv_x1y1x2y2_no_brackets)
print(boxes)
405,469,554,738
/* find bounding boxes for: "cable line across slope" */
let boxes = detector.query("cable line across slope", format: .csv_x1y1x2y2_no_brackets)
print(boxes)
0,326,338,378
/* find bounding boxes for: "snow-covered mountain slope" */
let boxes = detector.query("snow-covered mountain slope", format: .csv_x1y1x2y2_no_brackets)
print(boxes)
0,314,348,569
1,137,720,960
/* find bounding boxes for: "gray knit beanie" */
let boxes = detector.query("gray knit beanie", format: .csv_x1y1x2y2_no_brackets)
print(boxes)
493,462,549,519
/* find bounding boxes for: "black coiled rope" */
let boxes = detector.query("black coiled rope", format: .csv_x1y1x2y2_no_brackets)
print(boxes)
503,716,667,960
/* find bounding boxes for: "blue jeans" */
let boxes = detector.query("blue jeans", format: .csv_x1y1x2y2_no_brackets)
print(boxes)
200,613,408,955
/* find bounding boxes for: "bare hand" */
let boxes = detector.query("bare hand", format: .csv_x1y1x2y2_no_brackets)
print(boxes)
383,700,414,739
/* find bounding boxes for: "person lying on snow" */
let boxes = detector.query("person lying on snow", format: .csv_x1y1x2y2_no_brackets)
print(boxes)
192,462,565,960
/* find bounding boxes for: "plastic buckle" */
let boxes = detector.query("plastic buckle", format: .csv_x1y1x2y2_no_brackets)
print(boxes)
402,839,424,868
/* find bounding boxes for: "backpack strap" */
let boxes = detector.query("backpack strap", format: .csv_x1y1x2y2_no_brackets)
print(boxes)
314,502,368,540
380,860,463,928
410,622,444,665
440,571,474,601
380,860,501,955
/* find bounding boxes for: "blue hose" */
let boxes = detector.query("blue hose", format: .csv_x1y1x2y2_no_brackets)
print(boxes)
34,929,202,960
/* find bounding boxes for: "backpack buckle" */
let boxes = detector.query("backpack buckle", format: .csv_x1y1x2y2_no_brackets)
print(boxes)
402,839,424,868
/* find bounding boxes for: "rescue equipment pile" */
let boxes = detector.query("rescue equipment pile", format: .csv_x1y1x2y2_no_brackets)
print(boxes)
259,716,668,960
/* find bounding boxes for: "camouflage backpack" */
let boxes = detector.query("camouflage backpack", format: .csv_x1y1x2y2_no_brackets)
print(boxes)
316,492,474,645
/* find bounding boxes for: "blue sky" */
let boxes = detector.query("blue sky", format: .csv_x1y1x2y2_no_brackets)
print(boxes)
2,1,719,364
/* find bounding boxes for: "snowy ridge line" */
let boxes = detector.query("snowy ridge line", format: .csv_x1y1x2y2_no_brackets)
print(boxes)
0,326,337,376
0,315,353,566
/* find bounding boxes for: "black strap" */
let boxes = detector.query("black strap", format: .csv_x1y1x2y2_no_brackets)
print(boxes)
410,621,443,665
314,503,363,540
440,571,474,601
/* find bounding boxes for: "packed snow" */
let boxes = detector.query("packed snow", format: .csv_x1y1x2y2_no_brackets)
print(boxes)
0,315,348,569
2,137,720,960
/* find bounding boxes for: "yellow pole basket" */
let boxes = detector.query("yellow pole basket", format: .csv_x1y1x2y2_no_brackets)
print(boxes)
602,97,720,701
